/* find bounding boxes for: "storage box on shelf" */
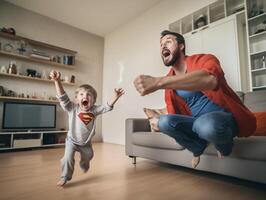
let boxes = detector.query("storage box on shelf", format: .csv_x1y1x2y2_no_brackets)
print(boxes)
209,0,226,23
225,0,245,16
181,15,193,34
169,20,181,34
13,133,41,148
193,7,209,31
247,13,266,37
0,130,67,150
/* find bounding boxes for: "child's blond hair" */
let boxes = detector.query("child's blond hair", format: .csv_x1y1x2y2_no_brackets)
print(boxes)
75,84,97,102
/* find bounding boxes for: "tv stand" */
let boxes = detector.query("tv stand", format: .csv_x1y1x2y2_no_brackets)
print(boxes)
0,130,67,151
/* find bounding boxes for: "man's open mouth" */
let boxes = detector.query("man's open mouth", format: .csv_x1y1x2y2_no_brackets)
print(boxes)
162,49,171,58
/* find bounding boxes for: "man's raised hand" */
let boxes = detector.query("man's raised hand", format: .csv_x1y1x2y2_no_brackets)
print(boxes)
134,75,160,96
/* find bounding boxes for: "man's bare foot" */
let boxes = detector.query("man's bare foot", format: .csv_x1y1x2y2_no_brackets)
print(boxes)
81,168,89,173
192,156,200,168
217,151,223,159
57,179,67,187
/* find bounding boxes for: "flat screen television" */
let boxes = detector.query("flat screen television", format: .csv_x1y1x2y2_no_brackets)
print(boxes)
2,102,56,130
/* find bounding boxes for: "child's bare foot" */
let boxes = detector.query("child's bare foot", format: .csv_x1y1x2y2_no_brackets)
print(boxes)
217,151,223,159
192,156,200,168
57,179,67,187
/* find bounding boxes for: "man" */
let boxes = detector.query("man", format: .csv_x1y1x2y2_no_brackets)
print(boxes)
134,30,256,168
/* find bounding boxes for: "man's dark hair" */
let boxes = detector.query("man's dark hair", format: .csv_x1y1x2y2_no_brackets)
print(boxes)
160,30,186,54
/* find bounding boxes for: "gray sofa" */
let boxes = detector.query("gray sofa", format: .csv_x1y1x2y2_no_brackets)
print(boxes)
126,90,266,184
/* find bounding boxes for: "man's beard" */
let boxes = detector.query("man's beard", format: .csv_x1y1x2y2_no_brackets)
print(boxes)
162,50,179,67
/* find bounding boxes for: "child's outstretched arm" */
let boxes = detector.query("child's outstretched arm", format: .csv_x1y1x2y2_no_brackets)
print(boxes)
50,70,65,96
94,88,124,116
50,70,73,112
108,88,125,107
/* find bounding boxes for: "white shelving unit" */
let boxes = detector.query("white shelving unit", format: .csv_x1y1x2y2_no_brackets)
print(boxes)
245,0,266,90
0,130,67,151
0,32,77,100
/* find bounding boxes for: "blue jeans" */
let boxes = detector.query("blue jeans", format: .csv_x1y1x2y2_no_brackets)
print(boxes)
158,111,238,157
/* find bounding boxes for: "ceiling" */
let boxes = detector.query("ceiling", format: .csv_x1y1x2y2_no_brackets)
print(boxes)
6,0,162,37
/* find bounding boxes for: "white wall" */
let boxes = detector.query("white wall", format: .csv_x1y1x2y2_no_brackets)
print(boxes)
0,1,104,141
102,0,216,145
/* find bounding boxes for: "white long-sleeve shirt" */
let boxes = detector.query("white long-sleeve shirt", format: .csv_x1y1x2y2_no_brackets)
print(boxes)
57,93,113,145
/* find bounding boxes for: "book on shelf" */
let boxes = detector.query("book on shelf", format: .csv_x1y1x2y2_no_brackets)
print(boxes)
30,54,51,60
32,49,50,57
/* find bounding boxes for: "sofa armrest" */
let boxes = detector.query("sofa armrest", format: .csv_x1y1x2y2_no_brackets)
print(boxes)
125,118,150,156
126,118,150,132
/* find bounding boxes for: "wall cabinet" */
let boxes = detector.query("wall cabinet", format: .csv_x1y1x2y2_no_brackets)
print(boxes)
183,16,243,91
204,19,241,91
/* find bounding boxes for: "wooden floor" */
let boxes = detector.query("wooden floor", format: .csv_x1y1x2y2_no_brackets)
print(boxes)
0,143,265,200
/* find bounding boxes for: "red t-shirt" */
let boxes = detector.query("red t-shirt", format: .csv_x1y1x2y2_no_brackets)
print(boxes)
165,54,256,137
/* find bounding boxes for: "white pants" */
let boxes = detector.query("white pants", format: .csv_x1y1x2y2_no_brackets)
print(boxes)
60,138,94,181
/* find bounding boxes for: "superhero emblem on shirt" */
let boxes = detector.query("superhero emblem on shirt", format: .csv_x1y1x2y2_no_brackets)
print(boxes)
78,112,95,125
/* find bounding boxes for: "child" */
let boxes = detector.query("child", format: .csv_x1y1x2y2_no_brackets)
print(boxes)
50,70,124,186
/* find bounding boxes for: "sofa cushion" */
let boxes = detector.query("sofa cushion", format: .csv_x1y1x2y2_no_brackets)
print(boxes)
132,132,184,150
235,91,244,102
203,136,266,161
244,90,266,112
253,112,266,136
